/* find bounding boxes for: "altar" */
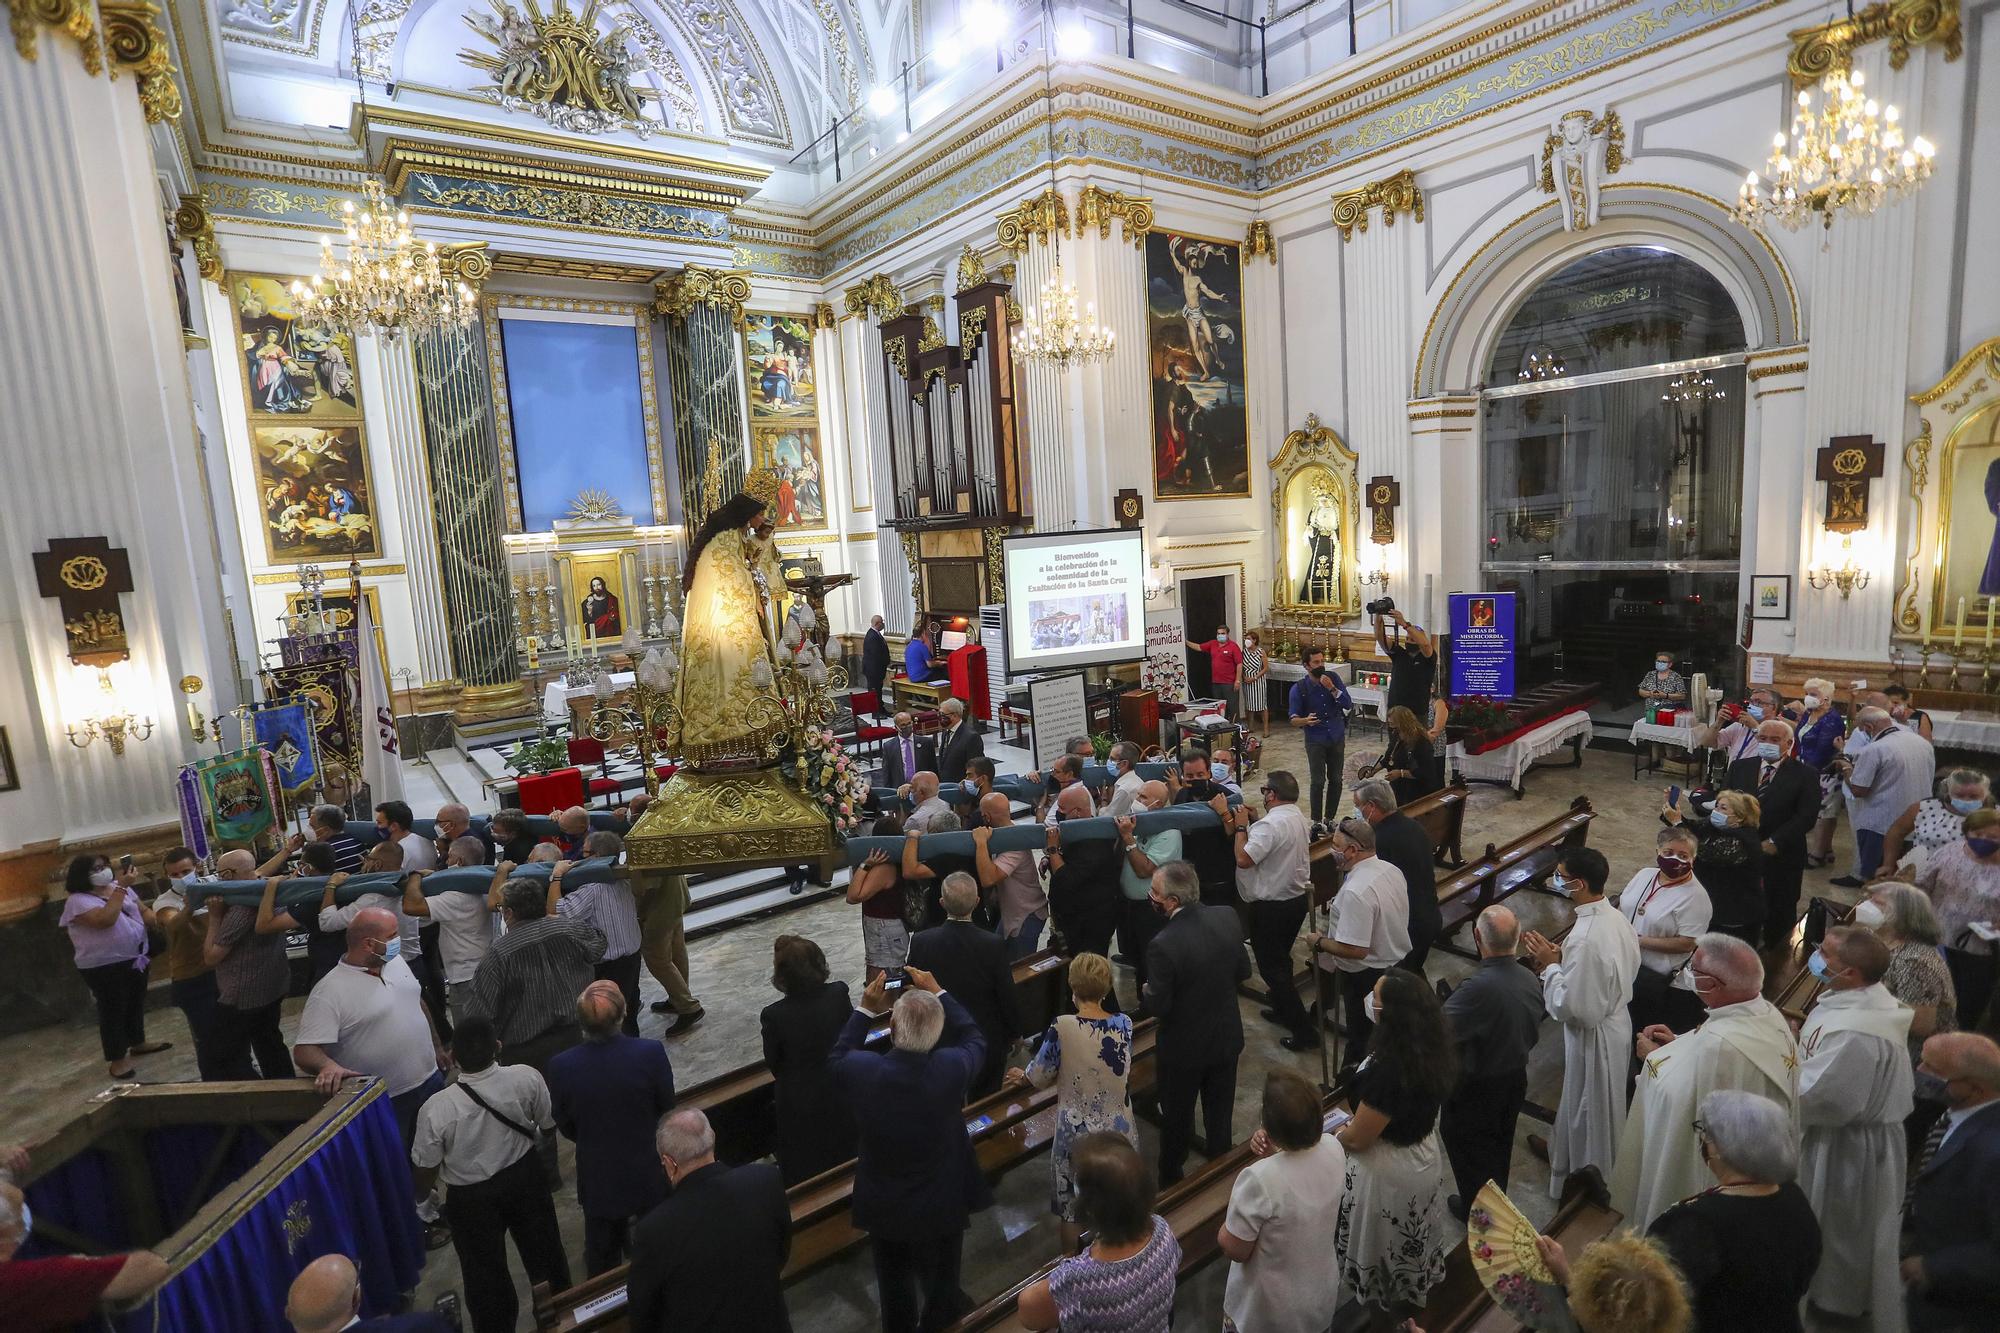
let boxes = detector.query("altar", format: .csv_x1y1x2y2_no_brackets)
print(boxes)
1449,708,1595,798
542,670,637,727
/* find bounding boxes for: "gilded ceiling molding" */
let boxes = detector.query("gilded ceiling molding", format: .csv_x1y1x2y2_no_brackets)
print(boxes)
101,0,180,122
996,186,1071,252
172,195,222,281
7,0,104,73
440,242,492,290
460,0,666,139
407,172,728,241
1243,220,1276,263
843,274,902,321
654,266,752,322
1787,0,1960,85
1074,184,1153,247
956,244,989,290
812,303,836,330
1331,169,1424,242
489,252,663,283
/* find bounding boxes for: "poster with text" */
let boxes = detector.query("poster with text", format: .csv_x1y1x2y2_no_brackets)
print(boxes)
1449,592,1517,699
1145,232,1250,500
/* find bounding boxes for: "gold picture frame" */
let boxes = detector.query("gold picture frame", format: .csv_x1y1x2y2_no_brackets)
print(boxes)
1894,338,2000,640
1267,414,1362,618
563,550,630,649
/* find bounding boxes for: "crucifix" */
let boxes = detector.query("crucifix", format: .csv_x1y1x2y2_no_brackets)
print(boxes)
33,536,136,666
1815,435,1885,534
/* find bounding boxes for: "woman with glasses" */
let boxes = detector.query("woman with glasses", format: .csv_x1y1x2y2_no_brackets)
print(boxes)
1879,769,1994,881
1647,1089,1820,1333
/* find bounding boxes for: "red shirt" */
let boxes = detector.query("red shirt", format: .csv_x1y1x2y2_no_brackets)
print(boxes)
0,1254,129,1331
1192,639,1244,685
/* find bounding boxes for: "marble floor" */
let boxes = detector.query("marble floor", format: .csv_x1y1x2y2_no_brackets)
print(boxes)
4,727,1889,1330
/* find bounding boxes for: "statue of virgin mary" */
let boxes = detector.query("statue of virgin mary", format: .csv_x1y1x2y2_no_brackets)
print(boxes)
673,479,786,766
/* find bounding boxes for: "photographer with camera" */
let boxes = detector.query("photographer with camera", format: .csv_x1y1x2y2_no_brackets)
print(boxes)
1288,648,1356,823
1370,599,1437,721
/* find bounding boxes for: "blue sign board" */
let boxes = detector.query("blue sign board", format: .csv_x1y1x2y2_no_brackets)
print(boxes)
1448,592,1517,699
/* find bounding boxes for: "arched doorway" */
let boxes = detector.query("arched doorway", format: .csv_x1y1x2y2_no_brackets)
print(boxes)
1478,245,1748,721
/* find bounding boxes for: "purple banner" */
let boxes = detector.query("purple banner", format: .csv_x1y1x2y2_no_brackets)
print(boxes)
176,766,210,863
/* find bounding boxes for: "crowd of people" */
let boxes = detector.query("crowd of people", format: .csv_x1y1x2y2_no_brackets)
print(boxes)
16,669,2000,1333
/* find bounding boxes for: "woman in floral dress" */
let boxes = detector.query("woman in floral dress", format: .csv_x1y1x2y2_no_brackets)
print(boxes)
1007,953,1136,1249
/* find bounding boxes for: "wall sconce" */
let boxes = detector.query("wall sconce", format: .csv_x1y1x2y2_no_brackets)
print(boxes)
1357,545,1392,588
1808,535,1871,599
68,664,155,756
1144,554,1174,602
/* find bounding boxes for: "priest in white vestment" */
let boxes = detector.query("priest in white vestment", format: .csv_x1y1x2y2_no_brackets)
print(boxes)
1523,846,1641,1199
1798,926,1914,1329
1609,932,1801,1230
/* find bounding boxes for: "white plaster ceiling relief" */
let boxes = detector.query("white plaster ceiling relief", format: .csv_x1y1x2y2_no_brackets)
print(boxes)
355,0,416,80
608,0,707,131
674,0,790,144
219,0,328,54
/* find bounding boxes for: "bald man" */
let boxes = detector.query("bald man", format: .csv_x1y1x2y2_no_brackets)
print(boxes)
1903,1032,2000,1329
972,793,1048,959
546,981,676,1275
293,907,448,1148
552,806,591,859
1440,905,1546,1212
285,1252,448,1332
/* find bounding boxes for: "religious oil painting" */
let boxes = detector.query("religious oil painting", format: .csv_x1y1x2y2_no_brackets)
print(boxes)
253,425,381,564
743,313,817,420
1145,232,1250,501
750,427,827,530
229,273,364,421
566,552,627,647
1932,401,2000,636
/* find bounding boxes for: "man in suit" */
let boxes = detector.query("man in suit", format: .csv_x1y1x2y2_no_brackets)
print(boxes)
881,712,939,790
934,697,984,784
1902,1032,2000,1332
905,871,1019,1096
862,614,891,699
1145,859,1252,1184
545,982,676,1275
1720,717,1820,951
625,1108,792,1333
285,1253,449,1332
1355,779,1442,972
1439,905,1546,1216
830,966,992,1333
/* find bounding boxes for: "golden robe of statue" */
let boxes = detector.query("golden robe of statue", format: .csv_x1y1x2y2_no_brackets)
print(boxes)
675,519,786,766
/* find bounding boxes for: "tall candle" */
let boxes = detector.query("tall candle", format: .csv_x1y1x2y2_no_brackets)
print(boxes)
1956,597,1967,648
1989,596,1996,650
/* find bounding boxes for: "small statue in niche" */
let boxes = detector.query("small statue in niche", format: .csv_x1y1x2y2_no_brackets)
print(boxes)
1541,109,1624,232
1297,487,1341,605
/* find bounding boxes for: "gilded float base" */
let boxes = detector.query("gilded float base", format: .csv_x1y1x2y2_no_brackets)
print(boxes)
625,766,837,877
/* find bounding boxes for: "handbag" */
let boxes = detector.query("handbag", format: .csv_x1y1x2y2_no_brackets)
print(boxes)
1800,895,1846,950
457,1080,541,1144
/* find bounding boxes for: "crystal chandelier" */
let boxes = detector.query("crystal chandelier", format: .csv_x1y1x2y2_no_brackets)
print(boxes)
1661,368,1725,405
1732,68,1936,231
1016,261,1115,372
1518,345,1565,382
291,179,477,339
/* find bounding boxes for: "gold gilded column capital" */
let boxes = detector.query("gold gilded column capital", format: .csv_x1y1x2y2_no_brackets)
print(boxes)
1075,184,1152,248
1244,220,1276,263
843,273,902,321
173,194,221,282
100,0,178,122
812,302,836,330
996,186,1070,252
440,241,492,290
1331,169,1424,243
654,266,751,323
1787,0,1960,85
7,0,104,74
955,244,989,291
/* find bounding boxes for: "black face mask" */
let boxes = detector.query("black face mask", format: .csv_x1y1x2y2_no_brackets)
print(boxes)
1309,665,1327,678
1183,778,1217,798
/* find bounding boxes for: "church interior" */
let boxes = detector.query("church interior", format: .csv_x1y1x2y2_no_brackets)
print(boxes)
3,0,1999,1325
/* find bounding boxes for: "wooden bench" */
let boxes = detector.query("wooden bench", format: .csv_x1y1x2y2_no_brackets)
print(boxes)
1402,783,1471,869
532,1020,1161,1333
1430,797,1594,959
683,949,1073,1167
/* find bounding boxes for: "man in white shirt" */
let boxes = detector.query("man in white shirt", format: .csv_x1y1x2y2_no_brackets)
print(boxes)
971,793,1049,959
412,1018,570,1333
1306,816,1410,1074
1839,706,1938,885
401,837,506,1020
292,907,447,1147
1228,772,1317,1051
550,831,644,1037
904,772,953,833
375,799,439,873
1522,846,1641,1199
1104,742,1145,818
1617,825,1713,1034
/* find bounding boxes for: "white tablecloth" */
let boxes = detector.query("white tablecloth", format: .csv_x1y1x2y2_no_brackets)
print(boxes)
542,671,635,719
1631,717,1700,750
1449,709,1595,790
1928,709,2000,754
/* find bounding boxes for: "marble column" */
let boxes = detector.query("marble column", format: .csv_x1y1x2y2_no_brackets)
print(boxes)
657,267,751,528
412,316,522,706
0,18,229,847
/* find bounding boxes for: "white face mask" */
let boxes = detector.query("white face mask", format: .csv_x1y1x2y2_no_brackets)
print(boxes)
1804,694,1822,708
1852,899,1887,929
90,867,116,888
1363,993,1381,1023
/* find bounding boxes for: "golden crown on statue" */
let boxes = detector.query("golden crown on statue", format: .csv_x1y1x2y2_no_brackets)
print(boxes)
743,466,784,513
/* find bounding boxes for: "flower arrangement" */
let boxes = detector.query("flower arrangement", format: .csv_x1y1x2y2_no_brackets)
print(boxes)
1450,694,1511,735
506,722,573,775
792,725,870,838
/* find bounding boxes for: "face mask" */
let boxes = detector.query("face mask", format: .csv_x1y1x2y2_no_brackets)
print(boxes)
1757,741,1783,760
1214,763,1232,780
1968,837,2000,858
374,936,402,966
1852,899,1887,929
90,867,116,888
1656,854,1692,878
1804,694,1821,708
1950,797,1983,815
179,871,202,887
1309,665,1326,677
1363,993,1381,1023
1655,660,1671,672
1550,871,1573,898
961,780,979,798
1217,633,1230,642
1806,948,1834,983
1709,807,1731,828
1745,704,1765,720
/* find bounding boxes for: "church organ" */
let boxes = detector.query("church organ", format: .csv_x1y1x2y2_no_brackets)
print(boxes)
876,277,1022,529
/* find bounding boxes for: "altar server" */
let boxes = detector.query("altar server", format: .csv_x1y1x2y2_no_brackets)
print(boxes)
1521,847,1640,1199
1608,932,1800,1230
1796,926,1913,1329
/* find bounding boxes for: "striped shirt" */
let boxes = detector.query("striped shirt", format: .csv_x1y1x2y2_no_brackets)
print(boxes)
462,914,606,1045
211,903,291,1009
318,833,365,874
553,878,642,961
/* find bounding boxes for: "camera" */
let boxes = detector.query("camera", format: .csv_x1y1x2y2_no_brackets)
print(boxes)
881,968,911,993
1366,596,1397,617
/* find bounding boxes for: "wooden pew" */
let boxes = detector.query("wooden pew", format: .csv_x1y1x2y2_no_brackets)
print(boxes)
1430,797,1594,959
532,1020,1161,1333
1401,783,1471,869
684,949,1073,1166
